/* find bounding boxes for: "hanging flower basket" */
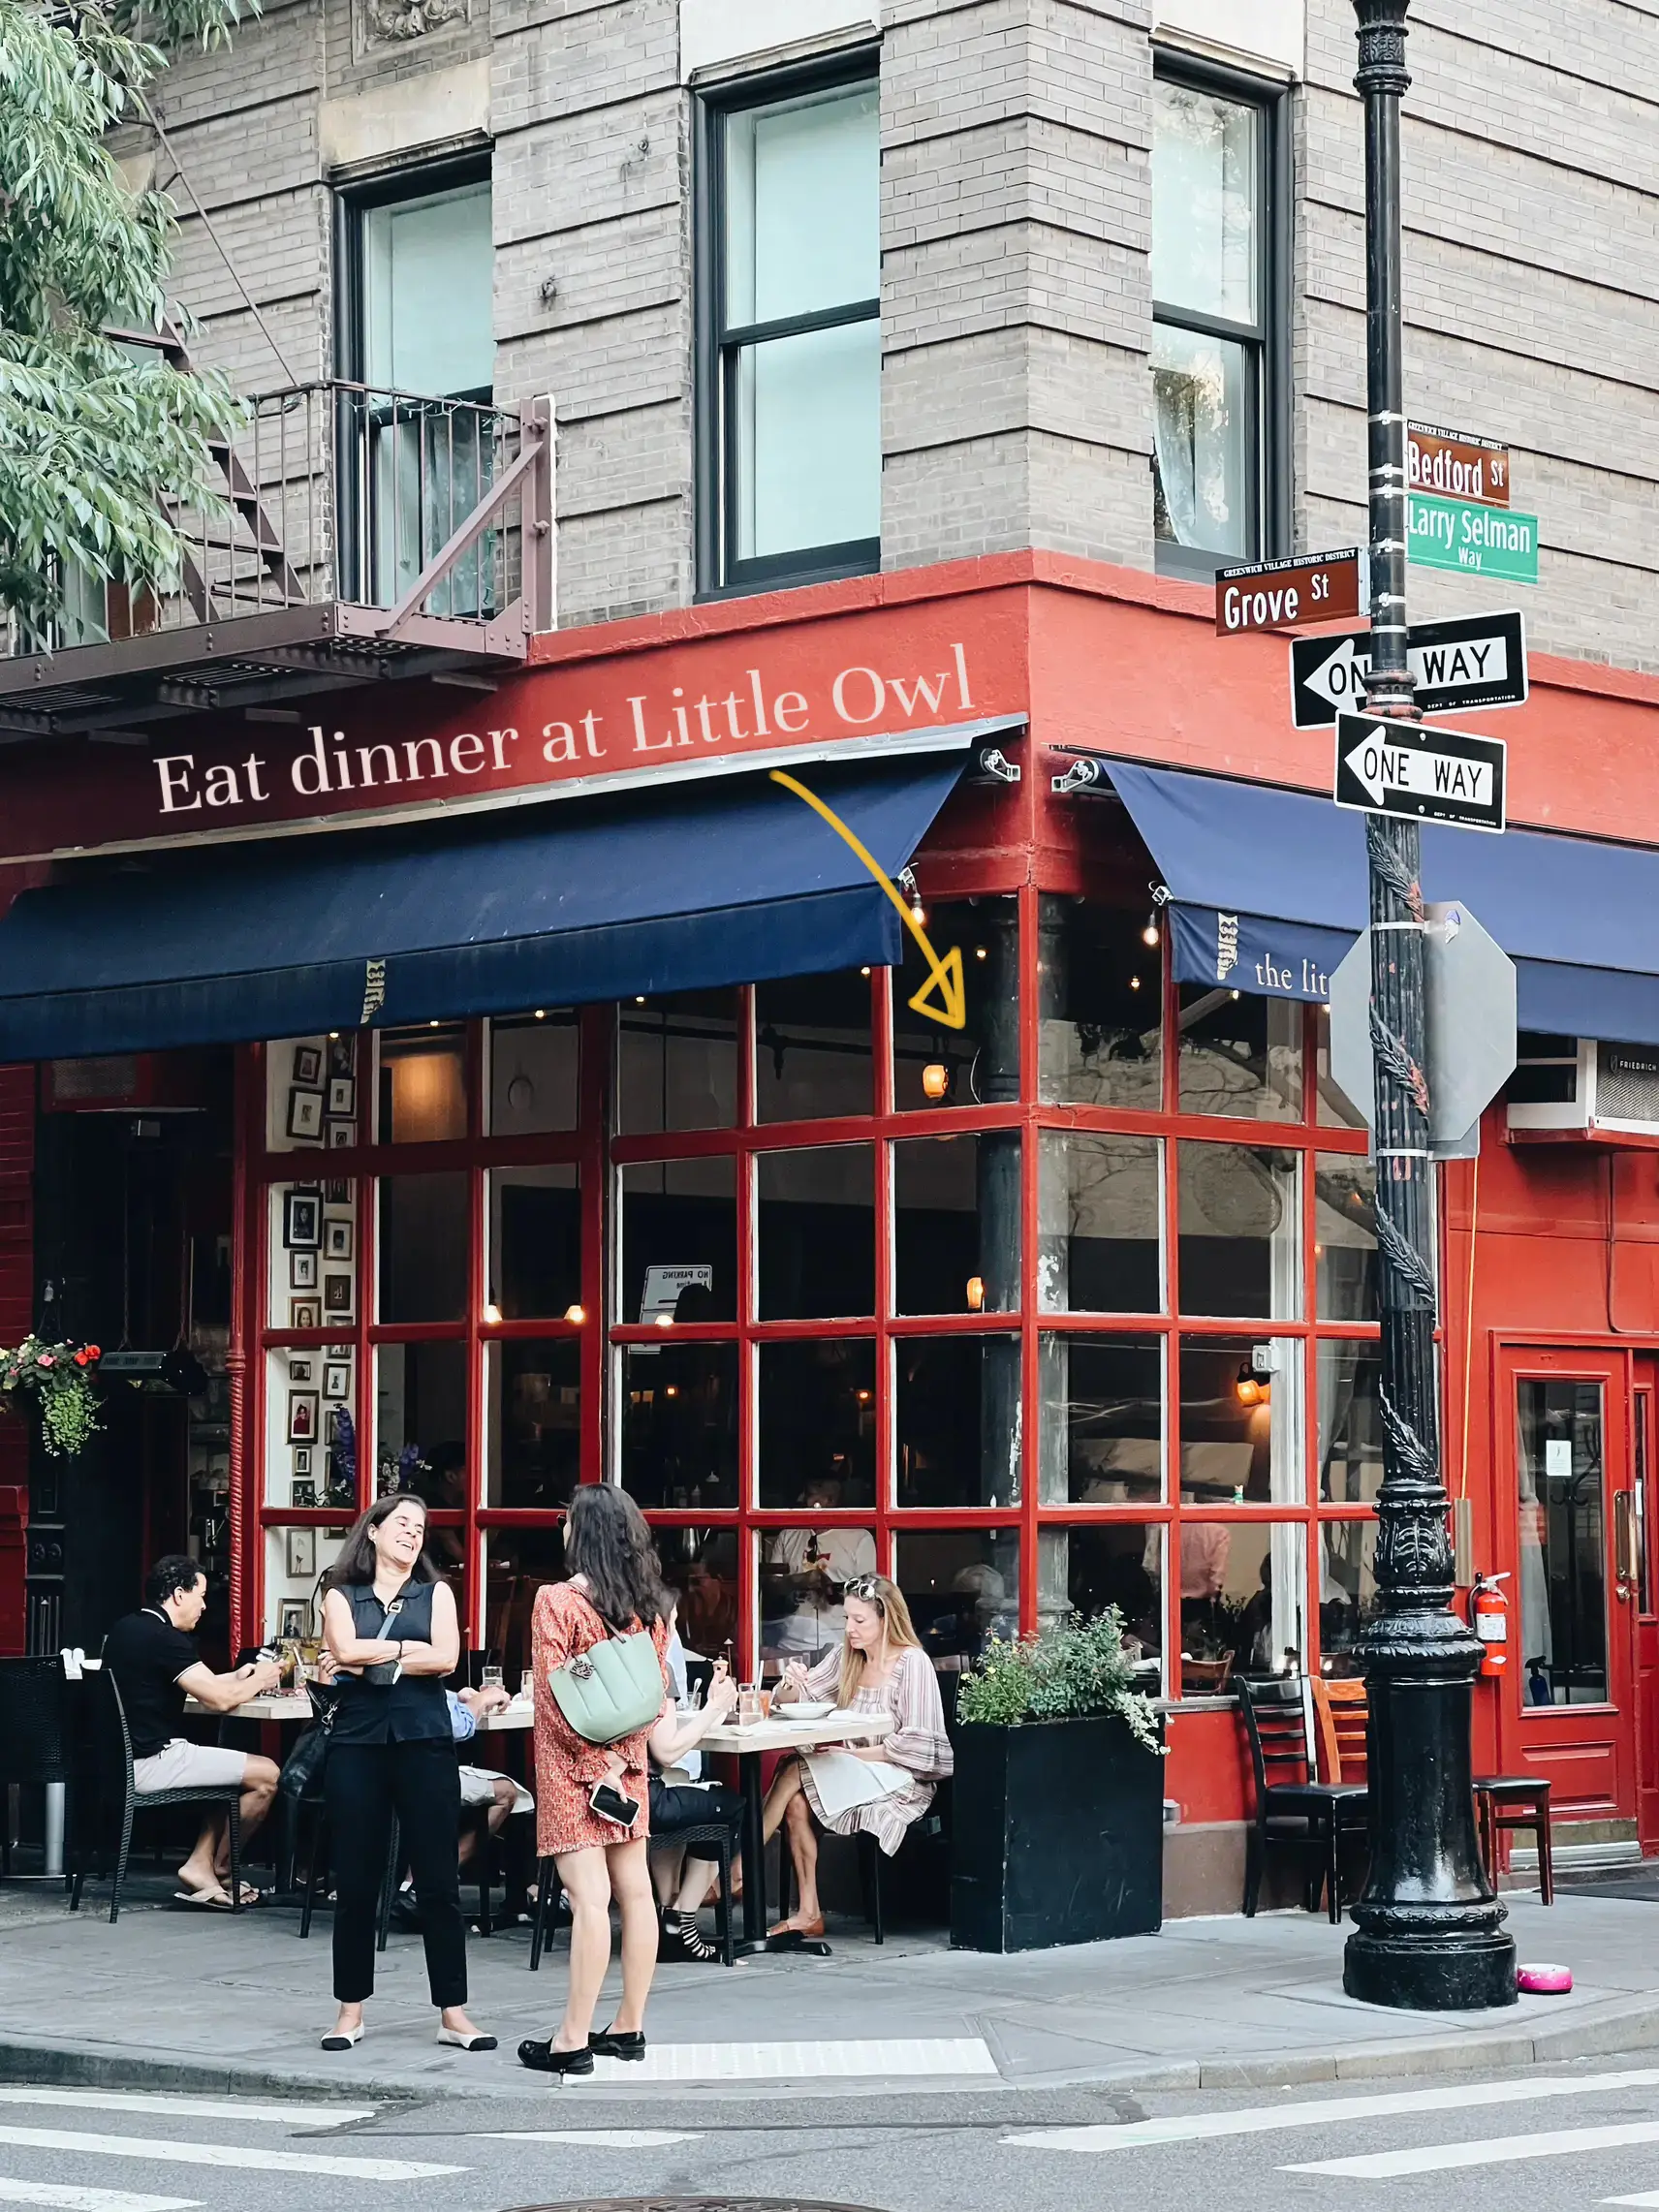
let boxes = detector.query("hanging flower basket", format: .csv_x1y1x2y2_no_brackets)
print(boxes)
0,1337,103,1457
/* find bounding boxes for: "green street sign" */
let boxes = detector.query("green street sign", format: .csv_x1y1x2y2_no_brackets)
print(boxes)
1409,494,1539,583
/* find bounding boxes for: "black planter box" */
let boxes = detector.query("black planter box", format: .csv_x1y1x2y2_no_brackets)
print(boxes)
950,1712,1164,1952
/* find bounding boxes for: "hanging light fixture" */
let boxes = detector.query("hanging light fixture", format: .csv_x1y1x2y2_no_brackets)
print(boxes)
1141,915,1160,948
922,1062,951,1101
965,1275,986,1312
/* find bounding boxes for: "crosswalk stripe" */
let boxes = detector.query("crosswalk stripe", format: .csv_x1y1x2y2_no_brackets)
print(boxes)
1287,2121,1659,2178
575,2039,995,2082
0,2186,197,2212
0,2130,462,2182
1607,2195,1659,2206
0,2092,374,2130
485,2133,702,2148
1004,2068,1659,2153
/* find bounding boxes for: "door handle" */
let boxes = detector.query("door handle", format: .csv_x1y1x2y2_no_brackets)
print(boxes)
1614,1490,1640,1590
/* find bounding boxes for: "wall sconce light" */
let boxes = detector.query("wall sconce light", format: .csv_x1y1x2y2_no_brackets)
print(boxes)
534,1009,547,1019
966,1275,986,1312
1128,975,1143,992
564,1303,586,1325
1235,1361,1267,1409
483,1302,503,1325
856,1387,872,1403
653,1311,674,1328
923,1062,951,1101
665,1385,678,1398
1142,915,1160,948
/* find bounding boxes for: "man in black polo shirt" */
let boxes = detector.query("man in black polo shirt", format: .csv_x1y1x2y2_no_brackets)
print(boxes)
103,1556,283,1908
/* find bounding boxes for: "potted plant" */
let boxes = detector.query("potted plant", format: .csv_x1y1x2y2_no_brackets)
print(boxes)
951,1608,1167,1952
0,1335,103,1457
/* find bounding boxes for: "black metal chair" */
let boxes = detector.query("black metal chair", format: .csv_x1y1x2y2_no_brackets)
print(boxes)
70,1671,242,1924
1235,1674,1367,1922
296,1796,492,1941
527,1814,737,1971
0,1656,74,1887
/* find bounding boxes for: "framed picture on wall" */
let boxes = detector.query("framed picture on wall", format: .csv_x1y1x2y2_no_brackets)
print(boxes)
283,1191,321,1249
294,1045,324,1087
290,1298,321,1329
289,1250,318,1291
327,1120,355,1149
323,1361,351,1401
291,1480,317,1508
328,1077,356,1118
293,1446,312,1477
287,1088,324,1141
287,1389,319,1443
288,1357,314,1386
323,1273,353,1315
324,1219,354,1261
324,1180,351,1206
284,1527,316,1579
277,1599,309,1640
329,1035,356,1078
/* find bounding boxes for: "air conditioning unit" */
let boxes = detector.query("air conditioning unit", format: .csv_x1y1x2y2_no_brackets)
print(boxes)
1508,1037,1659,1136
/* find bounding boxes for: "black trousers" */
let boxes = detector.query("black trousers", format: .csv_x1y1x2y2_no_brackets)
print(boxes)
326,1740,467,2009
649,1777,744,1841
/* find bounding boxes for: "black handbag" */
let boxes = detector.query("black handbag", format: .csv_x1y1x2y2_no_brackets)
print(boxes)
278,1679,343,1799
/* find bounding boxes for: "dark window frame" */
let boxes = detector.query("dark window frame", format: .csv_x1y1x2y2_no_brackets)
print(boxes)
694,46,883,602
1150,51,1292,580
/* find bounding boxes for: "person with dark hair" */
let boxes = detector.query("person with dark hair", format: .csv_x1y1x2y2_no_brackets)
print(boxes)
518,1483,673,2078
318,1494,494,2055
102,1556,283,1909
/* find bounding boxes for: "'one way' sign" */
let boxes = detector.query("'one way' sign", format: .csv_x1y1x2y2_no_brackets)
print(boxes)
1334,711,1508,833
1290,609,1527,728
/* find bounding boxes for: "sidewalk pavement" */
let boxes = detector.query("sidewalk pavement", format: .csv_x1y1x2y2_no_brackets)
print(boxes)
0,1876,1654,2105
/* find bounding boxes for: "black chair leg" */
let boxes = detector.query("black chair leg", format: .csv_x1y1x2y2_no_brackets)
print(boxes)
1325,1820,1342,1925
110,1800,134,1926
299,1805,325,1940
715,1835,734,1968
227,1796,242,1914
377,1814,401,1952
529,1854,552,1972
475,1811,492,1938
859,1834,885,1944
1242,1823,1263,1917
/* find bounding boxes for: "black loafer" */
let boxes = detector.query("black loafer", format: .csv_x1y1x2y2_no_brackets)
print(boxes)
517,2037,594,2075
588,2026,645,2060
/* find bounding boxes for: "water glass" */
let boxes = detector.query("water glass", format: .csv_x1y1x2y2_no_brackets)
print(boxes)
481,1664,504,1695
737,1683,762,1726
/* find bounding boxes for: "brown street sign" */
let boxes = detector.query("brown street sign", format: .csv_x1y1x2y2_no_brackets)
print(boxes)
1215,548,1363,638
1408,420,1511,509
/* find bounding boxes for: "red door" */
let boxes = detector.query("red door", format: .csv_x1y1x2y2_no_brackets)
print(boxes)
1497,1346,1636,1827
1631,1361,1659,1851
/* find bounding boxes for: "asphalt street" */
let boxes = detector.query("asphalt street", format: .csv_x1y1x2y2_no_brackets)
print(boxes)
8,2055,1659,2212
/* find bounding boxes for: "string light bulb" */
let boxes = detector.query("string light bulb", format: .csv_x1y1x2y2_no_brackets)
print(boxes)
966,1275,986,1312
483,1302,502,1324
1142,916,1160,948
564,1303,586,1325
922,1063,950,1100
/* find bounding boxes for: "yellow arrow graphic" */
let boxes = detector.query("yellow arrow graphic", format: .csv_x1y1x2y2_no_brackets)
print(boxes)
768,768,966,1029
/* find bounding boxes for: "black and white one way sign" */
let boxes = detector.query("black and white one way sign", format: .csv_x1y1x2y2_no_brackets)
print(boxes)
1291,610,1527,728
1334,710,1508,833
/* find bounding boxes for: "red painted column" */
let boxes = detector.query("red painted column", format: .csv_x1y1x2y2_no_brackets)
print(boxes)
0,1064,35,1653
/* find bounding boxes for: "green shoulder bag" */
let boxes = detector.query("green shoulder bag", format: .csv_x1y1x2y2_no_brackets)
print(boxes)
548,1625,665,1744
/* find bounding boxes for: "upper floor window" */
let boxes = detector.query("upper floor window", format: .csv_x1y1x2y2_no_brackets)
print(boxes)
1151,70,1281,574
702,68,881,595
358,176,493,403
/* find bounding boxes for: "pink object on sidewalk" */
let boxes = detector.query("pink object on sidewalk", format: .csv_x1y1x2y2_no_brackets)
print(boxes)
1517,1963,1574,1993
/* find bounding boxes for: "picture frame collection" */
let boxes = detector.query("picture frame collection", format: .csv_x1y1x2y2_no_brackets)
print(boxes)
284,1033,357,1158
275,1044,360,1506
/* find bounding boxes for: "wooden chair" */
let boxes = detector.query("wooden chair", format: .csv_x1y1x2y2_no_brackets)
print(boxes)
1235,1675,1367,1923
1473,1774,1554,1902
1311,1676,1370,1785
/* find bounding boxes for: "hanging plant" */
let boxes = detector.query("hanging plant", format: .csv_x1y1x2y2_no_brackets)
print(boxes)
0,1336,104,1457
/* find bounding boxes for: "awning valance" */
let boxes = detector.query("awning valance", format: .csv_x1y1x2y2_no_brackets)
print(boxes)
1109,761,1659,1046
0,752,971,1059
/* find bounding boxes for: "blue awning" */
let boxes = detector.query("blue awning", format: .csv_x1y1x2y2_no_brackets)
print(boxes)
1110,760,1659,1045
0,753,970,1058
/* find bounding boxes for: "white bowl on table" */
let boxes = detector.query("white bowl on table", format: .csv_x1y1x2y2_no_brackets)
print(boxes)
776,1699,833,1721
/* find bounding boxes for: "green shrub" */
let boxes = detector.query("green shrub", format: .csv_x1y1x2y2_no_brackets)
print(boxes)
955,1608,1165,1755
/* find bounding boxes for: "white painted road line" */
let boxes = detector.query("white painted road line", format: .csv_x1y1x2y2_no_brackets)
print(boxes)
580,2039,996,2082
0,2131,462,2182
486,2133,703,2148
1287,2121,1659,2179
1004,2068,1659,2153
0,2090,375,2130
0,2187,198,2212
1608,2196,1659,2207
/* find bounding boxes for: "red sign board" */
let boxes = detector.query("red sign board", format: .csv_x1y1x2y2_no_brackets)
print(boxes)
1215,549,1363,638
1408,421,1510,509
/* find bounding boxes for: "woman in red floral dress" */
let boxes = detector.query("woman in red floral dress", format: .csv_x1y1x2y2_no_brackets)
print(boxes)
518,1485,673,2078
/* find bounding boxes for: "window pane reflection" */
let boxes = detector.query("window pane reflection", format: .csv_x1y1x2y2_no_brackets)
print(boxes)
489,1166,579,1320
1152,324,1250,559
756,1145,874,1320
379,1172,468,1323
1316,1007,1367,1128
1039,1131,1162,1312
1038,895,1163,1108
760,1520,876,1668
620,1343,737,1508
895,1336,1021,1507
485,1338,580,1509
894,1529,1019,1672
756,971,872,1122
1176,1143,1299,1318
1180,1520,1304,1690
489,1013,578,1135
1316,1155,1377,1321
378,1024,467,1142
658,1528,741,1667
1319,1340,1383,1502
483,1524,566,1687
893,896,1019,1110
893,1133,1020,1315
618,990,738,1134
1518,1377,1608,1706
1178,1333,1302,1504
1320,1519,1379,1677
376,1341,468,1508
757,1339,876,1507
1178,988,1301,1119
1039,1332,1164,1504
619,1158,736,1324
1038,1525,1164,1686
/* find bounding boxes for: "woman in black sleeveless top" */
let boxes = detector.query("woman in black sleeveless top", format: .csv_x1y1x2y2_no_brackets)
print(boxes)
319,1494,494,2052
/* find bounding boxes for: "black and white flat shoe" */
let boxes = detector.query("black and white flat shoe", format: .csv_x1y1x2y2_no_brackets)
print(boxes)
517,2037,594,2076
588,2025,645,2060
321,2024,363,2051
437,2026,497,2051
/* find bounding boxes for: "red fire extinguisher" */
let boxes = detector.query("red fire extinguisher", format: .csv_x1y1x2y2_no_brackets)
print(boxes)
1470,1572,1511,1678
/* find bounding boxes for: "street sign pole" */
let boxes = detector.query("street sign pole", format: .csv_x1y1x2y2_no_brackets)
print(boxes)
1343,0,1516,2011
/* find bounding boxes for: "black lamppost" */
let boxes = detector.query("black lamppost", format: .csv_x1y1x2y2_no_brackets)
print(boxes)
1340,0,1518,2010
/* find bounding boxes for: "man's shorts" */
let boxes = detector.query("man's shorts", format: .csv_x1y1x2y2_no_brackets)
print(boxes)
132,1739,250,1794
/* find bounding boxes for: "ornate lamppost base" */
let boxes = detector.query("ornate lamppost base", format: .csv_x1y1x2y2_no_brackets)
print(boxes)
1344,1922,1518,2010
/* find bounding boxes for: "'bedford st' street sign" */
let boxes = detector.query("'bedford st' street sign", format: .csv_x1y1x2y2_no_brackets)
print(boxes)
1215,548,1363,637
1289,609,1528,729
1333,710,1507,834
1408,495,1539,583
1407,421,1511,508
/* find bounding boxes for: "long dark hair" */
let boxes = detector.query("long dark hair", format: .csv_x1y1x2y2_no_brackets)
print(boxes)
565,1484,668,1631
327,1493,436,1590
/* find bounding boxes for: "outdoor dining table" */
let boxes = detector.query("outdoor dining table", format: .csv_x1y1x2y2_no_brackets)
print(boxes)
703,1708,893,1955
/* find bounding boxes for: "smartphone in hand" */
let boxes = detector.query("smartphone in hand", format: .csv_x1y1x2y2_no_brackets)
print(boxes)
589,1779,641,1829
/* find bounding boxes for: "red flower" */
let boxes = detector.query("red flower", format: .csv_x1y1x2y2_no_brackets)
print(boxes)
85,1345,101,1360
74,1352,87,1367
